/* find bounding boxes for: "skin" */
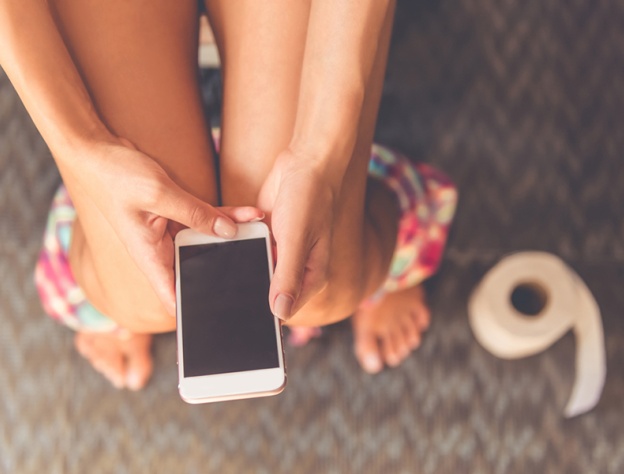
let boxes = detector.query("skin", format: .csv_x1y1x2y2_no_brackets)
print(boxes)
0,0,432,389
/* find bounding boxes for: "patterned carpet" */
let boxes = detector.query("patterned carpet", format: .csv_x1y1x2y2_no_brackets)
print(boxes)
1,1,623,473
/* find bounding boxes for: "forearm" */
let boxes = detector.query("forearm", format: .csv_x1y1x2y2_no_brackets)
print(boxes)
0,1,115,163
289,0,393,183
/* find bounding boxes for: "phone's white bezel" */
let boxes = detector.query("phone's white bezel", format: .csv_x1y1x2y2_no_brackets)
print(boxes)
174,222,286,404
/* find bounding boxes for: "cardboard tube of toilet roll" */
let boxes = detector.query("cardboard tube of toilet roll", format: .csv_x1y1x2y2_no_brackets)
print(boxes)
468,252,606,417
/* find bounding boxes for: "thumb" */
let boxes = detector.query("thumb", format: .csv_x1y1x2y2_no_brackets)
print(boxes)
270,242,304,322
270,234,328,322
153,180,238,239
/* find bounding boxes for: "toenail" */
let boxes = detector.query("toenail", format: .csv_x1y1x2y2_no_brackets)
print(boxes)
387,355,400,367
363,354,382,373
126,372,143,391
104,370,124,388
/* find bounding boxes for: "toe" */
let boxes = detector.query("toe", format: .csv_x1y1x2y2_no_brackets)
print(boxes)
102,368,125,389
123,335,154,391
91,350,126,389
415,304,431,331
386,322,415,367
394,327,413,363
74,333,94,357
353,317,383,374
74,332,126,389
288,326,322,347
412,286,431,331
124,353,152,391
381,328,402,368
401,312,421,349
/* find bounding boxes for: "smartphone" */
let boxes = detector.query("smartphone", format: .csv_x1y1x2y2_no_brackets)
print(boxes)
174,222,286,404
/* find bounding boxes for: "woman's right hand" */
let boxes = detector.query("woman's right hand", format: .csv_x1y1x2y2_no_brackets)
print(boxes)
62,137,264,317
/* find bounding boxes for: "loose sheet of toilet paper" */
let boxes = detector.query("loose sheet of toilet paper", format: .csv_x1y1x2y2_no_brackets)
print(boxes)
468,252,606,417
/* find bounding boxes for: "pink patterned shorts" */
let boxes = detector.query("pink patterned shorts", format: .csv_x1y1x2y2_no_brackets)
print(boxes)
34,186,118,332
365,145,457,304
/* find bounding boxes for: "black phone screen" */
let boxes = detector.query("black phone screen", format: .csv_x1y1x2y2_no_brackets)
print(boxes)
178,238,280,377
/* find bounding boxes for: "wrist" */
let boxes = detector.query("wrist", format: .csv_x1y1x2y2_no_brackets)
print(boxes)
50,119,120,166
281,147,347,197
288,84,365,187
48,101,115,147
290,85,364,156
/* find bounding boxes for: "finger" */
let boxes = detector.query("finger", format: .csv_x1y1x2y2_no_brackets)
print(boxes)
293,246,329,314
270,234,329,321
125,234,176,317
165,207,263,239
167,220,186,240
151,180,238,239
147,254,176,318
220,206,265,223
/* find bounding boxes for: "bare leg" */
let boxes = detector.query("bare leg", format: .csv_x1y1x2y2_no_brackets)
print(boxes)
50,0,216,388
206,0,395,318
206,0,430,371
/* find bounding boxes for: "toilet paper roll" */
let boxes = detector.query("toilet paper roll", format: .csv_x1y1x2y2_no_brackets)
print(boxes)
468,252,606,418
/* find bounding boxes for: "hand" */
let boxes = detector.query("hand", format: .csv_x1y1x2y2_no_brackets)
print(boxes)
62,138,264,316
257,149,339,321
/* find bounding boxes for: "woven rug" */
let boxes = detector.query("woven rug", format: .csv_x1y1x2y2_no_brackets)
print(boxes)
1,1,623,472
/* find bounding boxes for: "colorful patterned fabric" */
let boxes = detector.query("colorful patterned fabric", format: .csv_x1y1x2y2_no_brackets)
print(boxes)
34,185,118,332
365,145,457,305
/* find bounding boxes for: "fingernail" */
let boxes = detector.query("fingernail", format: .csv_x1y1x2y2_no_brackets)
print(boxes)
363,354,382,374
126,371,143,391
274,294,294,321
214,217,237,238
249,214,265,223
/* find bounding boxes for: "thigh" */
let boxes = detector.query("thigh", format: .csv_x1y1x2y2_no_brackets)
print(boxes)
207,0,396,322
204,0,311,205
51,0,217,331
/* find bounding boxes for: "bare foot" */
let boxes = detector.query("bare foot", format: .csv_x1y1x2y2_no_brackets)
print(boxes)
352,284,430,374
287,326,323,347
74,331,153,390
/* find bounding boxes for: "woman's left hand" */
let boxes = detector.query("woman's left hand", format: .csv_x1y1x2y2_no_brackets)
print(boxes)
257,149,340,322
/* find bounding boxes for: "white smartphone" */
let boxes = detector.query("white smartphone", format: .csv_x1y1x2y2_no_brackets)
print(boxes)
174,222,286,404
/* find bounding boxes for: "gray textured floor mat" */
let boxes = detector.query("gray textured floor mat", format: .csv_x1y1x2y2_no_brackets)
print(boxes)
2,1,624,472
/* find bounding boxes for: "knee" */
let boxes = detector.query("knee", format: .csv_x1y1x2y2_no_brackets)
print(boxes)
84,271,175,334
102,294,175,334
289,262,367,327
73,227,175,334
